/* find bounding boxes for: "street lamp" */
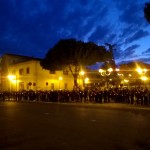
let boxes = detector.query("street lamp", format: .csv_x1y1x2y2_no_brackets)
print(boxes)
141,76,148,81
80,71,85,76
98,68,114,88
136,68,148,87
141,76,148,87
8,75,16,81
136,68,147,75
79,71,85,89
7,75,16,92
98,68,113,76
98,68,120,88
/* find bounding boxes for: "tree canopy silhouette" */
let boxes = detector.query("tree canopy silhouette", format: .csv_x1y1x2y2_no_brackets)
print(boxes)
105,43,117,69
144,2,150,23
40,39,110,88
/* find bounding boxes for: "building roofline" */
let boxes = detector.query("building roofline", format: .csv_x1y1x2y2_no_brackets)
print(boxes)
10,59,41,66
3,53,41,59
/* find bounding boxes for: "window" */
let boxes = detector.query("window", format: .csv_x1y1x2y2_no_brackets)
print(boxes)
19,82,24,90
26,83,29,90
64,83,68,90
26,67,30,74
50,70,56,74
19,68,24,75
63,70,68,75
51,83,54,90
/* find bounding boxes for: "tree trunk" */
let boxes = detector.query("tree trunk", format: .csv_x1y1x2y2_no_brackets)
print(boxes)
73,74,78,90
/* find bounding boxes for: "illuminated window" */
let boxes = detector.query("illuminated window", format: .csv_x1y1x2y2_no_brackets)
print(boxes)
26,67,30,74
63,70,68,75
50,70,55,74
19,68,24,75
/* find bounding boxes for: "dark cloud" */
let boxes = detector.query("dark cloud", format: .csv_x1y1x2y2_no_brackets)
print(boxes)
125,29,149,44
114,0,150,48
120,25,137,39
124,44,140,51
119,2,145,26
0,0,110,58
142,48,150,55
88,25,110,43
0,0,150,64
137,57,150,64
123,44,140,58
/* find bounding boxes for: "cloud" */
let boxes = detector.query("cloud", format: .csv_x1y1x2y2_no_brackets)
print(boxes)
125,29,149,44
142,48,150,55
119,2,145,26
88,25,110,43
137,57,150,64
123,44,140,58
0,0,150,64
0,0,111,57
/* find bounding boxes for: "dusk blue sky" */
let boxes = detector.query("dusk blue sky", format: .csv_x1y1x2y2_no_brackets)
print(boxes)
0,0,150,65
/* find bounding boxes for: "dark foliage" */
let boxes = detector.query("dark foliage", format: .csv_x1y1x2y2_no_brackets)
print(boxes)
40,39,109,71
40,38,110,88
144,2,150,23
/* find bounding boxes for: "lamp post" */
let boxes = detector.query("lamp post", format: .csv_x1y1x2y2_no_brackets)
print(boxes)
98,68,113,88
98,68,120,88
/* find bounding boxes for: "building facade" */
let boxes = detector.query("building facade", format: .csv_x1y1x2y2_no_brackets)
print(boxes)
0,53,75,91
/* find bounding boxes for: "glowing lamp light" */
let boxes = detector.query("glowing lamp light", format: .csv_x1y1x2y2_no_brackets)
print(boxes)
136,68,142,74
85,77,89,81
141,76,148,81
85,77,89,83
80,71,85,75
143,69,147,73
59,77,63,80
136,68,147,74
98,69,104,73
124,79,129,83
107,68,113,72
8,75,16,81
99,68,113,76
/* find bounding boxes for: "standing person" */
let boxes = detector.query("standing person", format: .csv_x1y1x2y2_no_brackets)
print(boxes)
103,88,108,103
98,89,103,103
130,88,135,104
143,88,149,105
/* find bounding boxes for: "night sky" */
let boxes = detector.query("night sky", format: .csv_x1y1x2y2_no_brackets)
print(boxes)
0,0,150,65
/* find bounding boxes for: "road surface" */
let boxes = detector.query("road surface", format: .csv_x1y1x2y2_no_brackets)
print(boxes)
0,101,150,150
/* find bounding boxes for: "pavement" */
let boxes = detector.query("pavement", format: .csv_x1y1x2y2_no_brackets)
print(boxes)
30,100,150,111
2,99,150,110
0,101,150,150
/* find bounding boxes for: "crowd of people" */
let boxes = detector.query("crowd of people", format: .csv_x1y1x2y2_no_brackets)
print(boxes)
0,86,150,105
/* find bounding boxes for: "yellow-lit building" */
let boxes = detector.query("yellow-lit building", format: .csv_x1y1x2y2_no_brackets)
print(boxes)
0,53,75,91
